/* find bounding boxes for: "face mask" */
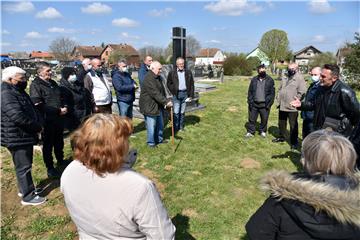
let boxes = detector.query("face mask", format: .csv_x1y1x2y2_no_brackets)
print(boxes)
288,69,296,77
95,69,103,75
87,65,92,71
16,81,27,91
311,75,320,82
259,71,266,78
121,67,128,73
68,75,77,83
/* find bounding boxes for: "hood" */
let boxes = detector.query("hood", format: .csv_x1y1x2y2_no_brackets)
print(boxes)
261,171,360,227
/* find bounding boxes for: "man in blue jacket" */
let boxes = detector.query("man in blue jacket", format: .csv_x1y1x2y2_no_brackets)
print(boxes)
111,59,136,119
138,55,153,89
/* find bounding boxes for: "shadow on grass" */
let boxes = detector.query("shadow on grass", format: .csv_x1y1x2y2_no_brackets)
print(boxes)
133,120,146,134
240,234,249,240
172,214,196,240
271,151,303,171
37,178,60,197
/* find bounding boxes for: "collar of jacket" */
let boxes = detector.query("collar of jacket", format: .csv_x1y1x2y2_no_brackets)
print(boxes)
34,76,54,86
330,79,341,93
261,170,360,226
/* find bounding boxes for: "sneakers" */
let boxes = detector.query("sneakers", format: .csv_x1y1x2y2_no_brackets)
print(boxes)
260,132,266,138
18,187,44,198
47,168,61,178
272,137,285,143
21,195,46,206
245,132,254,138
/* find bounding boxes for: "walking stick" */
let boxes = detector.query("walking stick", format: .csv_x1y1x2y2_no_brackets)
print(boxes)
170,106,175,148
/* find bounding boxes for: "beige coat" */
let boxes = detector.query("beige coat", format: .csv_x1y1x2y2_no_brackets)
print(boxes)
277,72,306,112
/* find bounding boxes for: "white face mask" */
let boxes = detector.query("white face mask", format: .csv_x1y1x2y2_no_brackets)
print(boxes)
86,65,92,71
68,75,77,83
121,67,128,72
311,75,320,82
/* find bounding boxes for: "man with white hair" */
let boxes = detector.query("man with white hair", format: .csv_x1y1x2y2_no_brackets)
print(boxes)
84,58,112,113
139,61,173,148
76,58,92,86
1,66,46,206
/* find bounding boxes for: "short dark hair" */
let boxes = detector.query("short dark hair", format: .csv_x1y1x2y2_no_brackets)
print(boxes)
36,62,51,74
257,64,266,71
323,64,340,78
61,67,76,80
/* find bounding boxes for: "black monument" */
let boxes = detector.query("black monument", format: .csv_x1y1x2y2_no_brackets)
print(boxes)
172,27,186,67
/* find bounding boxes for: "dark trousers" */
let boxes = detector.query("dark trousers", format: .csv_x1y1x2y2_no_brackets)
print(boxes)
302,118,314,139
247,106,270,134
278,111,299,145
8,145,36,201
42,120,64,170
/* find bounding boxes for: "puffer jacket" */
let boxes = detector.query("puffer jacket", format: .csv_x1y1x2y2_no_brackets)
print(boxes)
246,171,360,240
1,82,42,148
111,68,136,103
301,80,360,136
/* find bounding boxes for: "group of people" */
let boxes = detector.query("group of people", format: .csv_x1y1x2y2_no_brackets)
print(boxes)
1,57,360,238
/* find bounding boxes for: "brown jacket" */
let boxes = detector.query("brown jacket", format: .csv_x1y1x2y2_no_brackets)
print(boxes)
277,72,306,112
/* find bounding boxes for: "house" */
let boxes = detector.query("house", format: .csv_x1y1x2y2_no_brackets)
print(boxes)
100,43,140,67
246,47,270,66
71,46,104,61
195,48,226,65
336,47,352,67
29,51,54,61
293,46,322,66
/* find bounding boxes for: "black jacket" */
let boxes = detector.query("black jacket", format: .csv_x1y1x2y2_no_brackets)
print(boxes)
167,69,195,98
139,71,168,116
246,171,360,240
247,74,275,109
1,82,42,148
76,65,88,87
30,77,66,123
350,123,360,168
59,78,92,130
301,80,360,136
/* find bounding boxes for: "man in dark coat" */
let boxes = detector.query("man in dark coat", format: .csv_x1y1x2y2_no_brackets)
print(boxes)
138,55,153,89
245,64,275,138
291,64,360,137
76,58,92,87
60,67,92,131
350,123,360,168
111,59,136,119
30,62,68,178
139,61,172,148
1,66,46,206
167,57,194,132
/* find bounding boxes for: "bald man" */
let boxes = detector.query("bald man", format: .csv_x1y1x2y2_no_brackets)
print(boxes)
301,67,322,138
273,63,306,149
84,58,112,113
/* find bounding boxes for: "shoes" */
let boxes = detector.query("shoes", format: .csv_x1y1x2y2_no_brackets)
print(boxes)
272,137,285,143
21,195,47,206
148,144,157,149
18,187,44,198
179,128,185,132
291,144,299,150
130,134,137,138
245,132,254,138
260,132,266,138
47,168,61,178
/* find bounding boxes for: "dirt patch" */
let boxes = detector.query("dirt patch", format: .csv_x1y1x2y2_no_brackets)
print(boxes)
240,158,261,169
182,208,199,218
227,106,238,112
164,165,174,171
191,171,202,176
232,187,247,198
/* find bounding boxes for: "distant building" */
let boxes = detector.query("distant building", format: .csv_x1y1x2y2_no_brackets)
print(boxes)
29,51,54,61
336,47,352,67
246,47,270,66
100,43,140,67
71,46,104,61
293,45,322,66
195,48,226,65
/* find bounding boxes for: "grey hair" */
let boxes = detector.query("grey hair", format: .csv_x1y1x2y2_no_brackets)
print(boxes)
2,66,26,82
36,62,51,74
118,59,127,64
82,58,91,65
150,61,161,70
302,129,357,181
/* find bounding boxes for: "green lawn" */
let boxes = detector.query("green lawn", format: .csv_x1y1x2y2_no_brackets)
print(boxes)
2,75,355,239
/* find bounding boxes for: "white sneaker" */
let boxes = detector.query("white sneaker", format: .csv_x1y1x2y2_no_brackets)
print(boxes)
21,195,46,206
245,132,254,138
260,132,266,138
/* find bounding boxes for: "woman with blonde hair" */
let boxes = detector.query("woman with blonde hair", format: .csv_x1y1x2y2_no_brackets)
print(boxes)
246,129,360,240
61,114,175,239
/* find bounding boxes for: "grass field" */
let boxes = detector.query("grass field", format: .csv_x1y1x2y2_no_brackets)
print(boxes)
2,75,351,239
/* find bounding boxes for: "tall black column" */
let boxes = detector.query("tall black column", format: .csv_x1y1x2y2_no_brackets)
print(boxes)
172,27,186,67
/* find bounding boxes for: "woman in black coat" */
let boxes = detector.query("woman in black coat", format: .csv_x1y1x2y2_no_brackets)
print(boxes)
246,130,360,240
59,67,92,131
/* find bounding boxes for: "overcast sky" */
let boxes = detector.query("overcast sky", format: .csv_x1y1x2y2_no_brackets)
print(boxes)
1,0,359,54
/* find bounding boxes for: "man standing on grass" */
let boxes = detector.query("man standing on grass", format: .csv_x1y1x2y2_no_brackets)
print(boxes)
138,55,153,89
245,64,275,138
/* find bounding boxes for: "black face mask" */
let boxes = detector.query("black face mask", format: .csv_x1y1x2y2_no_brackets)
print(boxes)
16,81,27,91
259,71,266,78
288,69,296,77
95,69,103,76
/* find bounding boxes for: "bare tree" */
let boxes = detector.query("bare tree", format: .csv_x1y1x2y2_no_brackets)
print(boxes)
49,37,77,61
138,46,166,63
186,35,201,57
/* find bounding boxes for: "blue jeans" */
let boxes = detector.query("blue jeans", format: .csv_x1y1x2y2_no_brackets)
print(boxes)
117,101,133,119
173,90,187,131
145,111,164,146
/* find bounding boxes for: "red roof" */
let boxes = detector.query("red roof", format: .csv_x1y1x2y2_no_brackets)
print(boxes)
29,51,54,58
73,46,104,57
197,48,220,57
103,43,139,56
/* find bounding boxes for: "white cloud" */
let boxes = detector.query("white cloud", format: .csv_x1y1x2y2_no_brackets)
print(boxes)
25,31,44,39
204,0,263,16
121,32,140,40
81,3,112,14
0,42,12,47
3,1,35,13
313,35,326,43
206,40,221,44
47,27,75,33
112,18,139,27
149,7,174,17
36,7,62,19
2,30,10,35
308,0,335,14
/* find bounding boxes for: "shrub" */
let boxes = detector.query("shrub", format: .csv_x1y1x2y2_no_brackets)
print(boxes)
224,55,254,76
